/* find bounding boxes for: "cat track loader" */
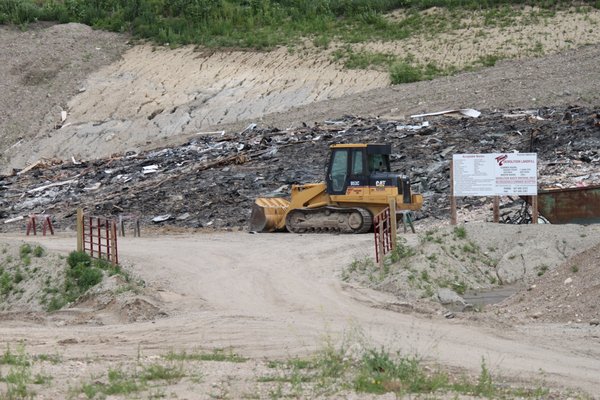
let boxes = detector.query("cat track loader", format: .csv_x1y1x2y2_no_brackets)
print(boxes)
250,143,423,233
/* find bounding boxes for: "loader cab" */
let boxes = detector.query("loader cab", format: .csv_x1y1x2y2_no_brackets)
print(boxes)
326,144,392,195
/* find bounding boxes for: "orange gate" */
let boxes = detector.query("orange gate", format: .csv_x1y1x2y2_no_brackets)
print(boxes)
76,209,118,265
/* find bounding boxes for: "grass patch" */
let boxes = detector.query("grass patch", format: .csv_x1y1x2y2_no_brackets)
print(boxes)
79,362,186,398
536,264,549,276
453,226,467,239
0,344,35,399
570,265,579,273
0,344,30,367
165,348,247,363
2,1,595,49
264,339,553,398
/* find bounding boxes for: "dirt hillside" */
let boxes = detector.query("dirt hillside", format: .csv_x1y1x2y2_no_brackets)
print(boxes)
1,8,600,173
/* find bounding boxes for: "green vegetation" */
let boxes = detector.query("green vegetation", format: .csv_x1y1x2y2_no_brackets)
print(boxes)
571,265,579,273
0,344,35,399
165,348,247,363
1,0,599,86
453,226,467,239
0,341,559,398
261,340,551,398
44,251,131,311
1,0,598,48
79,362,186,398
536,264,549,276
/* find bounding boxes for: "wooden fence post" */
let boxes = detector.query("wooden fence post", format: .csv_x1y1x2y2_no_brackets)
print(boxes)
493,196,500,223
450,160,457,225
110,221,118,265
76,208,83,252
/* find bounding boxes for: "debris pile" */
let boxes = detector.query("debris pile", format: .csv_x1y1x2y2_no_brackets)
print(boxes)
1,106,599,232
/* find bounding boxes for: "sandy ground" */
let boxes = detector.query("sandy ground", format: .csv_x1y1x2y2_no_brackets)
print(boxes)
1,230,599,397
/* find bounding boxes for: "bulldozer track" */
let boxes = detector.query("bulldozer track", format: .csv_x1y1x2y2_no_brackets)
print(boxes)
285,206,373,234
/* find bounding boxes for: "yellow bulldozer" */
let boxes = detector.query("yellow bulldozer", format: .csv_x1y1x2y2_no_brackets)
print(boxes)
250,143,423,233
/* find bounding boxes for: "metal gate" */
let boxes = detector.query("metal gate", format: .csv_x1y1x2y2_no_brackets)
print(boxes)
76,209,118,265
374,207,393,264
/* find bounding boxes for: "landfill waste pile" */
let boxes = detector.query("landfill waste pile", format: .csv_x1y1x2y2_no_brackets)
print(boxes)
1,105,599,232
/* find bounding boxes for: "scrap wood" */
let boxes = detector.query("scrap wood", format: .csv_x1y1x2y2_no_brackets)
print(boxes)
17,161,42,176
27,179,77,194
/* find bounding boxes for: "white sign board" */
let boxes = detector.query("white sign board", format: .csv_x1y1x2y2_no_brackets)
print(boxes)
453,153,537,196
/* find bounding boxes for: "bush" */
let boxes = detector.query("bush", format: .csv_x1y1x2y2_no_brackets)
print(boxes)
32,245,44,258
19,244,31,259
67,251,91,269
0,272,13,295
67,262,102,292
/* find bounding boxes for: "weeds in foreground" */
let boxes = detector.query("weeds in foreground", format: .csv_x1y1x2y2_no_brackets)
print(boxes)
0,344,36,399
165,348,247,363
79,362,185,398
263,339,551,398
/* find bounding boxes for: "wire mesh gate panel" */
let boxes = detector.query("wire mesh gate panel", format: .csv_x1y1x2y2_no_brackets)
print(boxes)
374,208,393,264
76,209,118,265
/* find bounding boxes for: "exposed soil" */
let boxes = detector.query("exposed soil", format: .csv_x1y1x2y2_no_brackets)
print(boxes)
0,23,129,170
2,9,600,172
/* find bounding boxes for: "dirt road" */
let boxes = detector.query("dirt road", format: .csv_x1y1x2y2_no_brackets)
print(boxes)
1,232,599,396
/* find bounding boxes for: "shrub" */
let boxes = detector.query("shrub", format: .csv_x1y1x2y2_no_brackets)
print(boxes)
67,262,102,292
66,251,91,269
390,61,422,84
0,271,13,295
453,226,467,239
19,244,31,259
32,245,44,258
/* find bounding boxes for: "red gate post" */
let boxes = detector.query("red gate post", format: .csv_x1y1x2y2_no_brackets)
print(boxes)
26,215,37,236
378,221,384,268
89,216,93,257
41,215,54,236
97,218,101,258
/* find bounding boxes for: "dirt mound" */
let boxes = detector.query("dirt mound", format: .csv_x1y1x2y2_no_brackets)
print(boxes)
0,240,164,325
491,241,600,325
341,223,600,312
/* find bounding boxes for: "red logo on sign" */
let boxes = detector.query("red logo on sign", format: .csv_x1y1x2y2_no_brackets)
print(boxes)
495,155,508,166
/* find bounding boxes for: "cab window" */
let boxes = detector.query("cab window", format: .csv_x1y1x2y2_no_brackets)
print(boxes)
330,149,348,192
368,154,390,173
351,149,364,175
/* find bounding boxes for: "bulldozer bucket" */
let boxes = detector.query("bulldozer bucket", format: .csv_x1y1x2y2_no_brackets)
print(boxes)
249,197,290,232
